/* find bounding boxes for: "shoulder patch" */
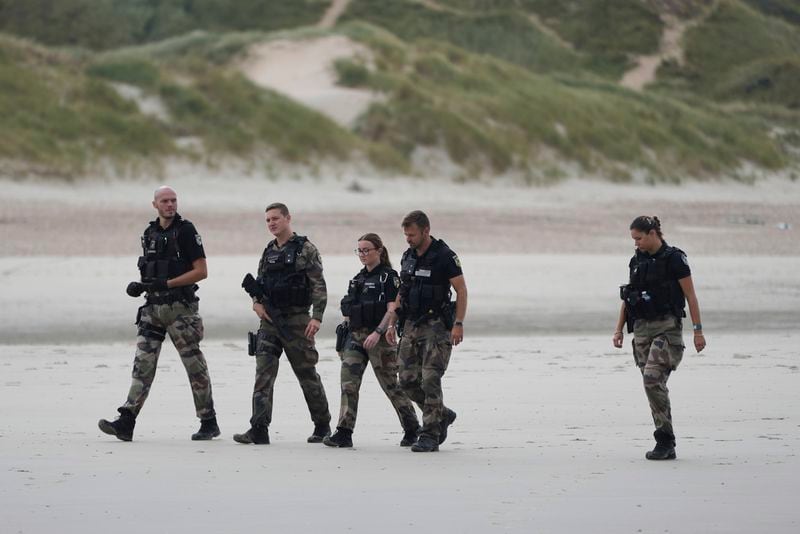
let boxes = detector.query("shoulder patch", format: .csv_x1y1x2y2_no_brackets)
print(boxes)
393,276,400,289
681,253,688,266
452,254,461,268
195,234,203,246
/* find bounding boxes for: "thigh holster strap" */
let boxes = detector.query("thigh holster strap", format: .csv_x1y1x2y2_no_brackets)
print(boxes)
138,321,167,341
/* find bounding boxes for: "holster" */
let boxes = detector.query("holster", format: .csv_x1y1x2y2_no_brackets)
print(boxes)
620,284,638,333
441,301,456,330
335,322,350,352
247,331,257,356
134,304,146,326
395,308,406,338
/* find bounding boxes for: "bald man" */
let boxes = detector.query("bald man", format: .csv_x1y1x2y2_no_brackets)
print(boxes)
99,186,220,441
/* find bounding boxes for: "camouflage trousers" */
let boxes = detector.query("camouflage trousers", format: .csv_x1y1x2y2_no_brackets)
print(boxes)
122,301,215,419
632,315,685,439
397,317,453,439
336,328,420,432
250,313,331,429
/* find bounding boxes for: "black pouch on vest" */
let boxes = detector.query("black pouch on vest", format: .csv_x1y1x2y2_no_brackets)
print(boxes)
349,304,363,329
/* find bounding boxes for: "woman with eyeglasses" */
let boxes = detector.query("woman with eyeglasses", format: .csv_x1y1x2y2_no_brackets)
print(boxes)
323,233,420,448
613,215,706,461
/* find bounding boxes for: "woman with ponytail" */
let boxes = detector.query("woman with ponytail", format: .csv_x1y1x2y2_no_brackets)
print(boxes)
323,233,420,448
613,216,706,461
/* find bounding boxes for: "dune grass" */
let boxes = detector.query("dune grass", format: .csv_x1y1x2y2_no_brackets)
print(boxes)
341,22,788,181
432,0,664,77
742,0,800,25
340,0,584,75
0,0,332,50
0,35,172,177
659,0,800,107
1,2,797,182
0,30,371,178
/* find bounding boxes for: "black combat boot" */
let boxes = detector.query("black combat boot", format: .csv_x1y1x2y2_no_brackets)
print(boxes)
233,426,269,444
411,434,439,452
439,408,457,444
400,426,420,447
646,429,676,460
323,427,353,448
307,422,331,443
191,416,221,441
98,408,136,442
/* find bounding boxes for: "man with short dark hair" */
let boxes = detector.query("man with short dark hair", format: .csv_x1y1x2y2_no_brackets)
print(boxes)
380,210,468,452
98,186,219,442
234,203,331,445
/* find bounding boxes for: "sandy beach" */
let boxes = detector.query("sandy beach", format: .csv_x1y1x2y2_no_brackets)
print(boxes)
1,334,797,533
1,174,799,533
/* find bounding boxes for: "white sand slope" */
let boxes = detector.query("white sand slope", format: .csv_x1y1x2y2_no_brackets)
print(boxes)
317,0,351,30
621,14,692,91
238,35,382,127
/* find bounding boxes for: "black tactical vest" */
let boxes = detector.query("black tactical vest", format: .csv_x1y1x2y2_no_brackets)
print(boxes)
258,236,311,309
340,265,395,330
138,216,191,282
399,240,452,320
622,245,686,320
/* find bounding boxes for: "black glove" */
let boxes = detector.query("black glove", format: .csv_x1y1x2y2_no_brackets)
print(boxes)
126,282,144,297
143,279,169,293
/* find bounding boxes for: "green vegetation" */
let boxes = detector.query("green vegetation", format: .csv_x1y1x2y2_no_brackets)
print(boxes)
742,0,800,25
0,35,171,177
714,56,800,108
341,23,787,182
0,0,798,182
0,0,331,50
156,69,359,161
0,31,370,178
660,0,800,107
87,59,161,88
433,0,664,77
340,0,584,75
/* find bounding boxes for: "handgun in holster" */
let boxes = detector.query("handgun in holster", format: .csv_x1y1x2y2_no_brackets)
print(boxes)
335,321,350,352
247,331,257,356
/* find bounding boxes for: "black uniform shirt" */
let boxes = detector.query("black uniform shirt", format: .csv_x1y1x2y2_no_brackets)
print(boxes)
407,237,463,287
629,243,690,282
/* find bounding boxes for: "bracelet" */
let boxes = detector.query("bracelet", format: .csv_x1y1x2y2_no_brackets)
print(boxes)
614,331,623,335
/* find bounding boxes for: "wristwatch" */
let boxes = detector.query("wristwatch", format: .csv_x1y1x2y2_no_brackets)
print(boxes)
375,325,386,335
454,321,463,327
692,323,703,331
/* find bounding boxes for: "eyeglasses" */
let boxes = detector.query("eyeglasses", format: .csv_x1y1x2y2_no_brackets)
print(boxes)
354,248,376,256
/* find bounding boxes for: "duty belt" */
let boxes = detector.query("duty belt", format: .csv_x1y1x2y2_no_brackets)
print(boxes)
146,289,197,306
